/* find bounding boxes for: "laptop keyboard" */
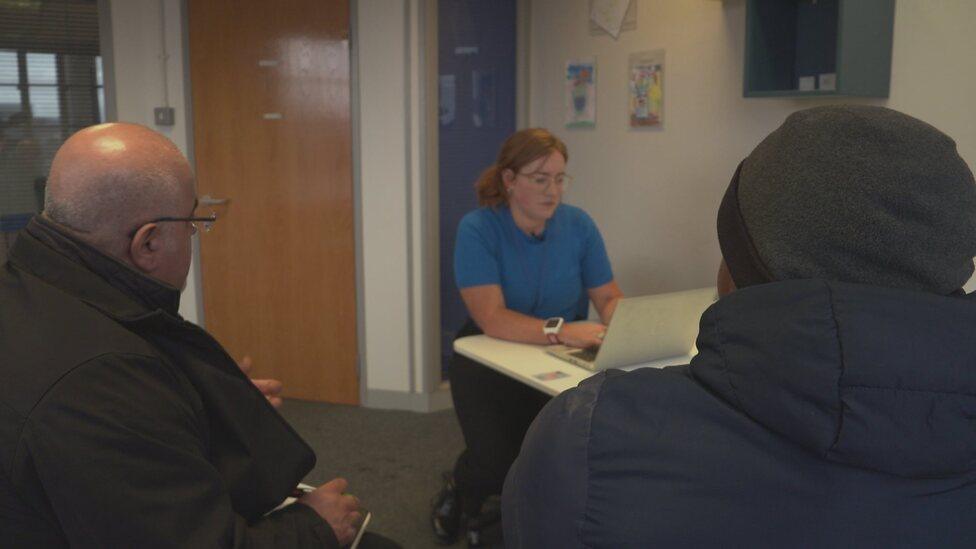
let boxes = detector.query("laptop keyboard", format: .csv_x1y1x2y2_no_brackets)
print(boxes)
570,345,600,363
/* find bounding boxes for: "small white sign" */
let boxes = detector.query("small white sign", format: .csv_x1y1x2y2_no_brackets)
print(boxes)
819,73,837,91
439,74,456,126
262,113,283,120
798,76,816,91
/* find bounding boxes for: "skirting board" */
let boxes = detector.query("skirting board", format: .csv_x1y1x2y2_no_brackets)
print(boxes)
362,387,453,413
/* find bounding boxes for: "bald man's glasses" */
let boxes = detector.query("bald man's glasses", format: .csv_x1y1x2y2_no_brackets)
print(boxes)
153,211,218,233
129,211,217,237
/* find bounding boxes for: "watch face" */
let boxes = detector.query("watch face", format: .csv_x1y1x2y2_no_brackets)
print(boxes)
545,318,561,329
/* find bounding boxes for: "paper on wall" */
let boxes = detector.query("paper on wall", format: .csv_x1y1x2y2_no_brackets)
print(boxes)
590,0,631,39
566,58,597,129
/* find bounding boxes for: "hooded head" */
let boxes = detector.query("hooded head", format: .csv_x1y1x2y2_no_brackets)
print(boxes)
717,105,976,295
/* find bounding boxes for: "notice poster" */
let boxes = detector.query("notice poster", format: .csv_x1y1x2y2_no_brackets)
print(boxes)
628,50,665,128
565,58,596,129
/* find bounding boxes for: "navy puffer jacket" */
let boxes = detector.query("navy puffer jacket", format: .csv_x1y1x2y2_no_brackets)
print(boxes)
503,279,976,548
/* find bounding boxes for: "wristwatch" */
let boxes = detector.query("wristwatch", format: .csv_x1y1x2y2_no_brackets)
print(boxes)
543,317,564,344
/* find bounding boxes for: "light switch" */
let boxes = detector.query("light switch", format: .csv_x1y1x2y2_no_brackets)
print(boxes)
154,107,176,126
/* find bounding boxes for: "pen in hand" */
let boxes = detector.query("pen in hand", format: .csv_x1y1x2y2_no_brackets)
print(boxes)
289,483,316,499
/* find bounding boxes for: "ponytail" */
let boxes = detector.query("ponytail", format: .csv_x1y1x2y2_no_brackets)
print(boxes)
474,165,507,207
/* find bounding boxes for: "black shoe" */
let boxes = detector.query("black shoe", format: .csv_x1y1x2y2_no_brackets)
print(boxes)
431,472,462,544
465,496,501,548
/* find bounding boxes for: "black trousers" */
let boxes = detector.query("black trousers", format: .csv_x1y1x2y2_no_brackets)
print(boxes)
449,320,551,515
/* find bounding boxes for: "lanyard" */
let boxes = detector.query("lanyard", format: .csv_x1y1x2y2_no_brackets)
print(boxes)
506,209,550,316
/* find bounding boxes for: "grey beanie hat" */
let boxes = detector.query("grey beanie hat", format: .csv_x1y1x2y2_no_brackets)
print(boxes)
719,105,976,295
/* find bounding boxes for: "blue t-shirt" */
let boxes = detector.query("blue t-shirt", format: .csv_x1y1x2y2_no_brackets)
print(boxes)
454,204,614,320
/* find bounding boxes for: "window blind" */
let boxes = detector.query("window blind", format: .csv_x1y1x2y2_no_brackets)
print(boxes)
0,0,103,246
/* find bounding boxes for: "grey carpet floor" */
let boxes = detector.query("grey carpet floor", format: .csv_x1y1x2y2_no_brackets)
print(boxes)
278,399,504,548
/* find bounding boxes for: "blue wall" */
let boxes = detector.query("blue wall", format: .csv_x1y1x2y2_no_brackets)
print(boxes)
438,0,517,376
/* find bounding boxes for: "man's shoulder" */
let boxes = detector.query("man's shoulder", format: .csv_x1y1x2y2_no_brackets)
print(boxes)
540,366,696,440
598,365,696,401
586,365,702,441
504,368,695,547
1,263,156,347
514,367,695,481
0,268,163,416
518,366,711,497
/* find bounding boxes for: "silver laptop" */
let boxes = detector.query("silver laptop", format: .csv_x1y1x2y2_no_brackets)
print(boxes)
547,287,717,371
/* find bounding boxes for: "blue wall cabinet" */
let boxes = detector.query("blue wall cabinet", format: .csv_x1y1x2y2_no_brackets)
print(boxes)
744,0,895,97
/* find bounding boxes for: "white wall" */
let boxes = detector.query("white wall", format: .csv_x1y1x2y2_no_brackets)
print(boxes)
108,0,202,323
528,0,976,296
356,0,445,409
357,0,413,395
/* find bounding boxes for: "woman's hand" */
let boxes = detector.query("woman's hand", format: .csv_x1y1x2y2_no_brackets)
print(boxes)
559,321,606,348
587,280,624,324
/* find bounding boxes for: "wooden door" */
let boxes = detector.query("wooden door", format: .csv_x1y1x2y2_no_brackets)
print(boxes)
187,0,358,404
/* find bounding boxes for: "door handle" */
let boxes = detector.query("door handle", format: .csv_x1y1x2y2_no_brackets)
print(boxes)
199,195,230,206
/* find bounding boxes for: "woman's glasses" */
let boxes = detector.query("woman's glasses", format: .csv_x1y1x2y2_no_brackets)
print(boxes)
517,172,573,192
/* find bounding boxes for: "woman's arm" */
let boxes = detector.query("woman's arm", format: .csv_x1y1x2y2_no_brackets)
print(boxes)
461,285,604,348
461,285,548,344
588,280,623,325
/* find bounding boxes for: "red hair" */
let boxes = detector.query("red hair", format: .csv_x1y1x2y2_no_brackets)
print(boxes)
474,128,569,207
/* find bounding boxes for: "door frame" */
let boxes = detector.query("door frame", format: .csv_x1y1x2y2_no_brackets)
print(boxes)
354,0,448,410
173,0,531,410
179,0,205,324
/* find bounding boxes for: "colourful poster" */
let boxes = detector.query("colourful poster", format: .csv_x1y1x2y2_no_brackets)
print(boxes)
565,59,596,129
628,50,664,128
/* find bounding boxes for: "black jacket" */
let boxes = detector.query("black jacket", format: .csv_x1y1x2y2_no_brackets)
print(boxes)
0,220,339,548
503,279,976,548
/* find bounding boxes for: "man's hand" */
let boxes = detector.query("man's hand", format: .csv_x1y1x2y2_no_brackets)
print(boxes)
237,355,284,408
298,478,363,546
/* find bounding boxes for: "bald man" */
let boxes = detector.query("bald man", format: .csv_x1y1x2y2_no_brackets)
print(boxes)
0,124,390,548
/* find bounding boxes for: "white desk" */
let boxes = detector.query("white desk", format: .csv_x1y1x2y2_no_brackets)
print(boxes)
453,335,695,396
